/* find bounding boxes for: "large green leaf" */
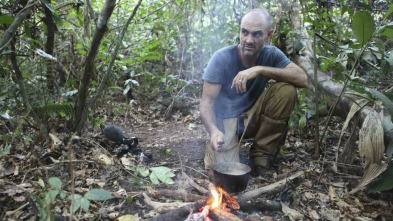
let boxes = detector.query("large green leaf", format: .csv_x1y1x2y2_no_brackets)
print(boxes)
369,165,393,192
84,189,113,201
0,15,14,24
352,11,375,46
150,167,175,184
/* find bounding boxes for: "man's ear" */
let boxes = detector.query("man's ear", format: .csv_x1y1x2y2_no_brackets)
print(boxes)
267,29,274,39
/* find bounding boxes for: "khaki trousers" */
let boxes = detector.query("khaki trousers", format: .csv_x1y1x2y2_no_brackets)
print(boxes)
204,82,297,170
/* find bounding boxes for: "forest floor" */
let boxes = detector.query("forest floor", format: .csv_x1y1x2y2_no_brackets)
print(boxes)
1,102,393,221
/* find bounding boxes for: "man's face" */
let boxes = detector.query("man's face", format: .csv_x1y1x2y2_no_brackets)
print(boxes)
239,13,270,59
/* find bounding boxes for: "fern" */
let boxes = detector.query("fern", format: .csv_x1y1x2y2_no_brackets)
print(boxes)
33,103,74,119
369,89,393,123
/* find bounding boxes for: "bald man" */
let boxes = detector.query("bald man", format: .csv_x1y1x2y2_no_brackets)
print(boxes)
200,8,307,177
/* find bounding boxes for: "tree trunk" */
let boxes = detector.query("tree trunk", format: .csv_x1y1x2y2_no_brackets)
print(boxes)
74,0,143,134
0,0,38,51
44,5,55,93
285,3,393,148
73,0,116,133
9,41,47,135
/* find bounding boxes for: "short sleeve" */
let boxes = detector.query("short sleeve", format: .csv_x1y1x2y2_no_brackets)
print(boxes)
272,47,291,68
202,51,227,84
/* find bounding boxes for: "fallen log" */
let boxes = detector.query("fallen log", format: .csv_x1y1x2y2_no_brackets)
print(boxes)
239,199,282,212
148,199,206,221
143,192,193,214
147,186,205,202
284,3,393,147
236,171,305,204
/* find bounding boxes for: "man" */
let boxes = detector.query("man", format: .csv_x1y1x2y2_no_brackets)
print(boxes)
200,8,307,177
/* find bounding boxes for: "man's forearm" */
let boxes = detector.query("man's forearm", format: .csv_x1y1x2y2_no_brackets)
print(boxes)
254,65,307,88
200,101,219,136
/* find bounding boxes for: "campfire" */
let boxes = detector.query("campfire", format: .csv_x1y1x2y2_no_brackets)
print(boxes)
186,186,240,221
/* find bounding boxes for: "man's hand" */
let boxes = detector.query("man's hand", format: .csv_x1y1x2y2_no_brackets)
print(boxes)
231,66,261,93
210,129,225,152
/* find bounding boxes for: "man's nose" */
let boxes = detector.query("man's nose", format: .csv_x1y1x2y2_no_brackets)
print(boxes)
245,35,253,43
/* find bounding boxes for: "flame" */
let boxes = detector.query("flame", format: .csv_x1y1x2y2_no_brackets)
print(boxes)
210,187,223,209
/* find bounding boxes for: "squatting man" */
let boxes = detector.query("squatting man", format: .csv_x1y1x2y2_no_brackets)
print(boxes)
200,8,307,177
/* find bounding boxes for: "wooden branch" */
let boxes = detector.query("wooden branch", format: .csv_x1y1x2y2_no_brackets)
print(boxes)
148,199,206,221
182,171,209,194
239,199,282,212
143,192,193,214
9,42,47,135
0,0,38,51
236,171,305,203
147,187,204,202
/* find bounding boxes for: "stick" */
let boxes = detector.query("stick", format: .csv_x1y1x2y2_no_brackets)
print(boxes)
182,171,208,194
143,193,193,214
236,171,304,203
147,187,204,202
148,199,206,221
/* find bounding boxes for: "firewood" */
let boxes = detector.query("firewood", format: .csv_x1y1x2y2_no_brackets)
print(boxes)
182,171,209,194
236,171,304,203
146,186,205,202
143,192,193,214
148,199,206,221
210,208,243,221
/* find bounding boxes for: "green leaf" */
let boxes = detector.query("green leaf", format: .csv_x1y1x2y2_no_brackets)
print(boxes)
81,197,90,212
381,27,393,39
49,177,62,190
369,165,393,192
380,60,391,77
150,167,175,184
384,3,393,20
369,89,393,123
60,192,66,199
149,172,160,184
125,196,134,204
298,115,307,129
68,194,82,213
352,11,375,46
84,189,113,201
136,167,150,177
132,178,147,185
0,15,14,24
40,0,55,13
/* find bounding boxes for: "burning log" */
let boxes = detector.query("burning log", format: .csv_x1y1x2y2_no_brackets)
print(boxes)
209,208,243,221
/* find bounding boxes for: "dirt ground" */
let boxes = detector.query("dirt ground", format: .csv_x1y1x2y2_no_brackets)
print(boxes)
1,104,393,220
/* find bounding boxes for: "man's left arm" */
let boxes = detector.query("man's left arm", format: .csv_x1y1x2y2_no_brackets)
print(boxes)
232,63,307,93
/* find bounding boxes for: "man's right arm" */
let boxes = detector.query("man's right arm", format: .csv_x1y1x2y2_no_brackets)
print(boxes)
200,81,224,152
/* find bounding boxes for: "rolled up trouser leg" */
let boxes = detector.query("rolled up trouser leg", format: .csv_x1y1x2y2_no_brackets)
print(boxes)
204,118,240,171
248,82,297,167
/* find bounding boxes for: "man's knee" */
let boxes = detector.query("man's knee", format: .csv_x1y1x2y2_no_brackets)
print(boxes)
265,82,297,120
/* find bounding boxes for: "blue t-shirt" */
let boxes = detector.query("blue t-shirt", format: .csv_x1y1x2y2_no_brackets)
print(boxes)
203,44,291,119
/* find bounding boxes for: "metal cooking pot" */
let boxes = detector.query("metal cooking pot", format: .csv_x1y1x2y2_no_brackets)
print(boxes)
213,162,251,193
